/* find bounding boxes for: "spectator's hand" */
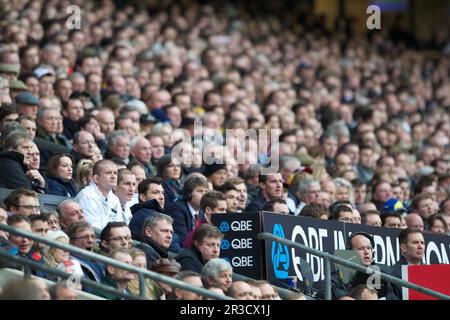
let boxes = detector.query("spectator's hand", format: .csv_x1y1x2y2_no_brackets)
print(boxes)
26,170,45,188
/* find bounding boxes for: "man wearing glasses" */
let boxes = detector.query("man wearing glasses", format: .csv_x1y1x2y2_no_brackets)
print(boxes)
99,222,133,255
3,188,40,216
68,221,105,282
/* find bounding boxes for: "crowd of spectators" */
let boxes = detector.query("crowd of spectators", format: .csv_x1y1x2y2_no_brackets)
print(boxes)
0,0,449,300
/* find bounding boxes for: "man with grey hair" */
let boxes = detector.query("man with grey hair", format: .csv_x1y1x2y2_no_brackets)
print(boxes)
294,179,321,215
36,107,71,147
57,199,86,233
135,212,174,267
129,136,154,176
202,258,233,294
105,130,130,165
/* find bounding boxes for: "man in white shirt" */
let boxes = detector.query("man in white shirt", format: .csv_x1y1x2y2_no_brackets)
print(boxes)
113,168,138,224
74,159,123,230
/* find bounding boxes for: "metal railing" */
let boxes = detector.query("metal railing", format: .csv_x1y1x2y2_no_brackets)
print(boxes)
0,224,233,300
258,232,450,300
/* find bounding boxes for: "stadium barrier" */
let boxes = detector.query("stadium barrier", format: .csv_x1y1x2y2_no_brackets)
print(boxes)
258,232,450,300
0,223,233,300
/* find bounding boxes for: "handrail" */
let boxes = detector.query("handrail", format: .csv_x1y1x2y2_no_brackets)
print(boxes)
0,250,138,300
0,224,233,300
232,272,316,300
258,232,450,300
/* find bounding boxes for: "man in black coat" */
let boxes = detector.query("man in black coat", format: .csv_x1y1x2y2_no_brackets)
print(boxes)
390,228,426,300
0,133,45,192
129,177,165,240
175,224,223,273
135,212,174,268
164,175,209,247
246,172,283,212
331,232,396,300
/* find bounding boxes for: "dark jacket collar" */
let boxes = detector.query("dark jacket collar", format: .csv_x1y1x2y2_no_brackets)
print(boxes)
130,199,163,215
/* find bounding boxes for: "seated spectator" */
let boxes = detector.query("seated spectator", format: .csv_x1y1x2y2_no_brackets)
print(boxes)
157,154,183,204
129,136,155,177
127,248,165,300
79,114,107,154
67,221,105,283
203,161,228,190
46,153,78,197
258,280,280,300
43,230,84,284
105,130,131,166
300,203,330,219
262,198,290,215
6,215,46,278
98,248,135,300
71,131,97,164
216,182,240,213
0,278,50,300
381,212,402,228
361,210,382,227
3,188,40,216
0,133,45,192
62,96,84,140
129,177,165,240
172,271,204,300
225,177,248,212
183,190,227,249
113,169,138,224
150,257,182,298
350,285,379,300
176,224,223,273
227,281,254,300
292,179,321,215
75,158,94,191
330,202,354,223
36,107,71,147
41,209,61,231
405,213,424,231
57,199,86,233
165,175,209,246
427,213,448,234
98,222,132,256
74,159,123,230
246,172,283,212
411,193,439,220
49,282,78,300
29,214,49,255
135,213,174,267
202,258,233,294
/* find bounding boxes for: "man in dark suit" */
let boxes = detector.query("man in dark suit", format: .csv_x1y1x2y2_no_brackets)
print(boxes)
390,228,425,299
175,224,223,273
246,172,283,212
164,175,209,247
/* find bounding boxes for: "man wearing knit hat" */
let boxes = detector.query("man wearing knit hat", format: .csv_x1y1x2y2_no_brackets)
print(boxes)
203,161,228,190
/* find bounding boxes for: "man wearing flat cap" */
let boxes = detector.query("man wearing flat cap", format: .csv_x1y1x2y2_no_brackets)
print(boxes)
8,80,28,99
0,63,20,80
15,91,39,120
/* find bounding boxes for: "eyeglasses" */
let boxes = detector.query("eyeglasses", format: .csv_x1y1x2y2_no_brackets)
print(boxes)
72,234,96,240
108,236,132,242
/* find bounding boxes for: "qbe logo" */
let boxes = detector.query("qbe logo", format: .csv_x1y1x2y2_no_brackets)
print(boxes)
219,221,230,232
271,224,290,279
221,239,230,250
